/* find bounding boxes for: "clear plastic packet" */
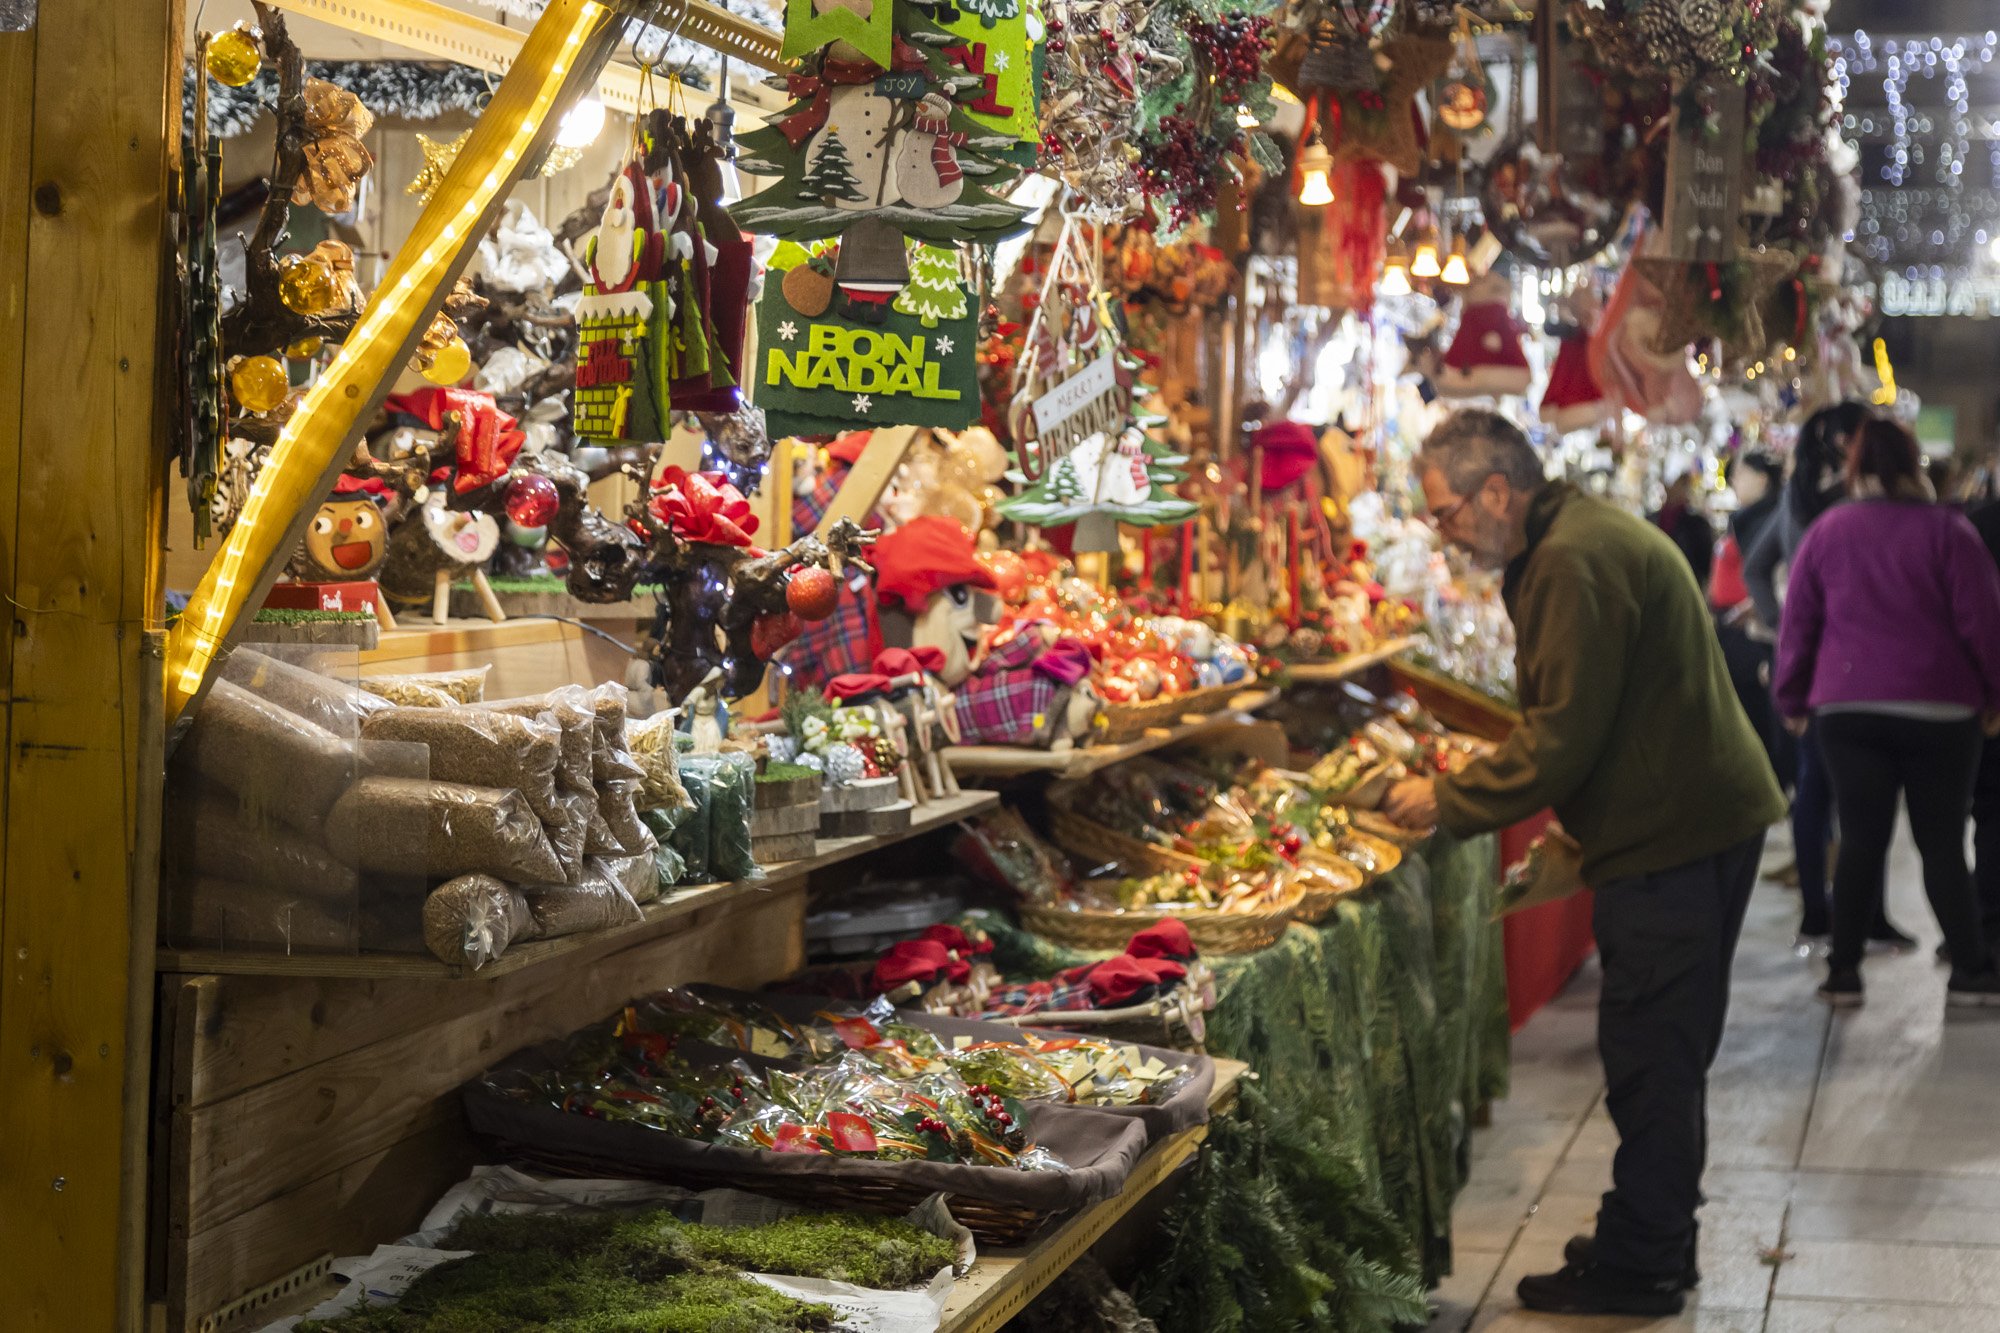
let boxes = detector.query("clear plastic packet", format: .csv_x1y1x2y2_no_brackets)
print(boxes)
1020,1036,1193,1107
640,808,687,886
358,678,457,708
364,666,491,705
946,1041,1070,1103
709,751,761,881
165,783,359,902
952,808,1075,905
482,687,597,794
519,863,644,938
221,646,389,733
625,711,694,814
597,777,653,857
325,776,565,882
163,876,358,953
359,707,561,826
588,683,646,783
592,841,662,906
177,678,357,834
423,873,537,969
671,756,719,883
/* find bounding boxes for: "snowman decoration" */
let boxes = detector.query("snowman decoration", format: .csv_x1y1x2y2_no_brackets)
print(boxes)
894,92,968,211
1094,424,1152,508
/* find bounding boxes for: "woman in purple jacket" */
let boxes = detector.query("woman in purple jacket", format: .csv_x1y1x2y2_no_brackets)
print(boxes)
1775,415,2000,1007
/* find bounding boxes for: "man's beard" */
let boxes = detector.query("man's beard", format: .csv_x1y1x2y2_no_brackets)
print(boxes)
596,208,636,286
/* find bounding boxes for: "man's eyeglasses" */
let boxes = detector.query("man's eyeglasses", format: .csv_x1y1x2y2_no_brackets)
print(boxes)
1425,493,1474,531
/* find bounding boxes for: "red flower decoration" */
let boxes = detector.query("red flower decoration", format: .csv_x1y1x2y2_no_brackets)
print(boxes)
648,466,762,548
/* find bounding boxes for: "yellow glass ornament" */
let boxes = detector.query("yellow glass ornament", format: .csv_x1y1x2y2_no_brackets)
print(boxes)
231,355,290,414
278,256,337,316
205,27,263,88
421,338,472,386
285,336,324,360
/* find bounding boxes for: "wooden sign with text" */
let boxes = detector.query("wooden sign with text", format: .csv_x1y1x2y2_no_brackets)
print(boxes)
1658,76,1745,262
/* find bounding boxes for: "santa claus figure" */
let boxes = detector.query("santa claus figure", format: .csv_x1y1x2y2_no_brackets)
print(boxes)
573,164,669,443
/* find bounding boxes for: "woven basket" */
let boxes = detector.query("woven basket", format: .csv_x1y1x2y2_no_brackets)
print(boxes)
1095,683,1242,745
1022,883,1302,955
1048,807,1204,877
496,1139,1051,1245
1351,809,1429,848
1339,829,1405,881
1324,761,1398,810
1292,852,1366,924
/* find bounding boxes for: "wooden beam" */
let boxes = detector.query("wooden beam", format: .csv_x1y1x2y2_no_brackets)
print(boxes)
0,1,181,1327
820,425,918,531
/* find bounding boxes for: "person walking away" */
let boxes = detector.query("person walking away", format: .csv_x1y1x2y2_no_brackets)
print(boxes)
1650,467,1716,590
1712,452,1786,780
1382,409,1786,1317
1773,413,2000,1008
1966,498,2000,956
1744,402,1915,952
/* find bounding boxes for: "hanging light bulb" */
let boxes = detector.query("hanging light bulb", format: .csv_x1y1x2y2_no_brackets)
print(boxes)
1297,134,1335,206
1380,257,1412,297
1411,236,1442,278
556,96,606,149
1440,236,1470,285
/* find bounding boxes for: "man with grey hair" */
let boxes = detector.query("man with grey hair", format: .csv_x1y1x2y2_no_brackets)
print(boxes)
1385,408,1785,1317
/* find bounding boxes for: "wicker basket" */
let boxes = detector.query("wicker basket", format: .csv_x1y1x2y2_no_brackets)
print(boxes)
1324,761,1398,810
1048,807,1204,877
496,1139,1053,1245
1021,883,1302,955
1094,683,1242,745
1292,852,1366,924
1339,829,1405,881
1351,809,1429,848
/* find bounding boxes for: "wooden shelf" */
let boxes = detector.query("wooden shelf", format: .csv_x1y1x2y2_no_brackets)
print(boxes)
359,615,584,665
156,791,998,981
939,1058,1249,1333
1279,636,1417,684
946,690,1281,781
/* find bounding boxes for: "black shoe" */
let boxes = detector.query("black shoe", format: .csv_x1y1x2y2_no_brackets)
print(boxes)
1516,1260,1686,1317
1818,968,1865,1008
1564,1234,1700,1289
1868,921,1918,954
1947,967,2000,1007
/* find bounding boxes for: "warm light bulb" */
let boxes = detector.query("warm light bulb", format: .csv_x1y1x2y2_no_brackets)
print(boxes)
557,96,606,149
1440,251,1470,284
1411,243,1441,278
1380,261,1412,296
1299,167,1334,206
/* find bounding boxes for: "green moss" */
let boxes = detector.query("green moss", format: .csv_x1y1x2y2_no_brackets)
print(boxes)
297,1207,946,1332
756,762,821,785
253,608,375,624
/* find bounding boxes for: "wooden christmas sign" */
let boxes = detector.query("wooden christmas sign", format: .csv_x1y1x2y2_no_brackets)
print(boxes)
1656,75,1746,263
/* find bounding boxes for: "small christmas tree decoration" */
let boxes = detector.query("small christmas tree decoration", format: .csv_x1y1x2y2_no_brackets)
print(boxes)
205,25,263,88
801,131,869,204
1437,271,1532,399
893,242,968,327
230,355,290,414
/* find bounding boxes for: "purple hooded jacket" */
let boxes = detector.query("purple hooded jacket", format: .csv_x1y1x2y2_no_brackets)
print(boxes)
1774,499,2000,718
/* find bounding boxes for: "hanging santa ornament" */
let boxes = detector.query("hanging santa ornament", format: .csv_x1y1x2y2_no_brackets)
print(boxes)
1436,14,1489,132
1436,270,1532,398
574,162,668,443
205,25,263,88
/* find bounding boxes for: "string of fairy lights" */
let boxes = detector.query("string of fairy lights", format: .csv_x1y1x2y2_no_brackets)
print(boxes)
1829,29,2000,275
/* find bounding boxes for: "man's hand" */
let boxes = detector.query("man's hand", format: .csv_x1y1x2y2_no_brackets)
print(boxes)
1383,777,1440,828
1782,715,1809,737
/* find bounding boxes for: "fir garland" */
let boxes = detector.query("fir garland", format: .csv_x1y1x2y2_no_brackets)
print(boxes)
187,61,493,139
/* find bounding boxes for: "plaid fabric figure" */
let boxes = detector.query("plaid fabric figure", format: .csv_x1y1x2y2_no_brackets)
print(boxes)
953,632,1066,746
777,461,883,690
974,976,1098,1019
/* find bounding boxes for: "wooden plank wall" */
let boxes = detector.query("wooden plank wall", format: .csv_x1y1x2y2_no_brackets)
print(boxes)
0,1,180,1328
157,879,809,1330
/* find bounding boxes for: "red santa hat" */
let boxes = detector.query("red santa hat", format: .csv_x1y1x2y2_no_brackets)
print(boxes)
1438,271,1532,399
1250,420,1322,493
871,515,996,612
828,431,873,466
1539,332,1613,434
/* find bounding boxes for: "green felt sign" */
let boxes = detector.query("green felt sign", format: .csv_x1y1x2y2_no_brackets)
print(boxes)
782,0,896,70
751,278,979,435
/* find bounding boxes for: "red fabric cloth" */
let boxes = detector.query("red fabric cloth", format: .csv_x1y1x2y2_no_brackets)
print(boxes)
871,515,995,611
877,646,946,679
1500,809,1596,1030
873,939,951,989
920,922,992,956
1710,534,1747,610
1252,421,1321,493
1083,955,1162,1006
828,431,873,465
1126,918,1195,961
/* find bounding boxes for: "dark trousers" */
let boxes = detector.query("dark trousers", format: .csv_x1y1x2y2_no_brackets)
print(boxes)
1974,737,2000,945
1818,712,1989,974
1794,722,1836,935
1592,832,1763,1278
1716,618,1781,784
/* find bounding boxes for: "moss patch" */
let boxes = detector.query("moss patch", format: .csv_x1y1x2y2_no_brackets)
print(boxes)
253,608,376,625
297,1206,952,1332
756,762,822,786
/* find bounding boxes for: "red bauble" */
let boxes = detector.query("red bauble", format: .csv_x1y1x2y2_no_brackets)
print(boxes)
786,566,840,621
503,473,561,528
751,611,803,658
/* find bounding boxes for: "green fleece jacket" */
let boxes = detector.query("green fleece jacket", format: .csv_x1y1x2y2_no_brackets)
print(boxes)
1435,483,1787,885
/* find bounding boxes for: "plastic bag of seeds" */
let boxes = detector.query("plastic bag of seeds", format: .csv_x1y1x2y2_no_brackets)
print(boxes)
596,777,653,857
365,666,490,705
669,756,719,883
177,679,357,834
422,873,537,969
358,677,457,708
165,784,359,903
325,777,564,882
520,864,644,938
625,710,694,813
710,751,761,881
588,682,646,783
640,808,687,886
221,646,387,734
360,707,561,823
592,843,661,905
482,687,597,793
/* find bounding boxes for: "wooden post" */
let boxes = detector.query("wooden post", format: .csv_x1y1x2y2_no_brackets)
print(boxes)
0,1,181,1328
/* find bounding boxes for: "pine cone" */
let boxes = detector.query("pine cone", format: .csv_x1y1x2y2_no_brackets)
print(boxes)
1678,0,1724,37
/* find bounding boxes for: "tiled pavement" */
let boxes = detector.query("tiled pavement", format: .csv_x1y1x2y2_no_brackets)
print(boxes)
1430,823,2000,1332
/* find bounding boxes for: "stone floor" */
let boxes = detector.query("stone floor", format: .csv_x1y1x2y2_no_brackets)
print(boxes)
1430,821,2000,1332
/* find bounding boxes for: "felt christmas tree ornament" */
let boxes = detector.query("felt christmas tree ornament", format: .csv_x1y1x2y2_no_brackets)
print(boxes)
1436,270,1531,399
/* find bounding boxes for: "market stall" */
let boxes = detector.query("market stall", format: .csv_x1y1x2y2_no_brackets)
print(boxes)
0,0,1865,1326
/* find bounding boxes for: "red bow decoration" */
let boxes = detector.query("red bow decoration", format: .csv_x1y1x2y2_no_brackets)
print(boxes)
649,466,761,548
